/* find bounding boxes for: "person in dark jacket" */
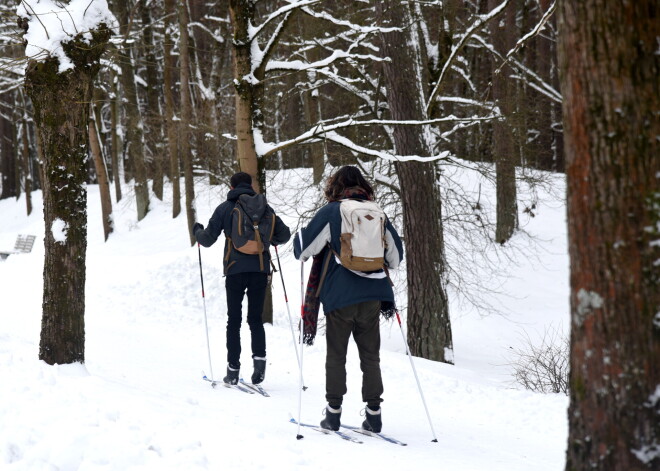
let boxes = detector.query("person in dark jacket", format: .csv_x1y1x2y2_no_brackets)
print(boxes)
193,172,291,385
293,166,404,433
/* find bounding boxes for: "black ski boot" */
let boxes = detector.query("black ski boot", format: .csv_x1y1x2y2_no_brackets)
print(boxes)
361,406,382,433
320,404,342,431
223,364,239,385
251,357,266,384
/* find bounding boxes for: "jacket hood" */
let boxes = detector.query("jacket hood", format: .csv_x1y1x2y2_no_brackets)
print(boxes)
227,182,256,202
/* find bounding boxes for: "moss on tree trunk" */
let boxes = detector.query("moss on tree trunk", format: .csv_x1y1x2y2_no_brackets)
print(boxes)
25,27,111,365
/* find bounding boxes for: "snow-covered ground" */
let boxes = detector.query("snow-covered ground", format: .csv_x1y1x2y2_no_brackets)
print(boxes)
0,168,569,470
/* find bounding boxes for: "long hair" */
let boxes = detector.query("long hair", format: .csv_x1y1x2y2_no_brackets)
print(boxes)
324,166,375,202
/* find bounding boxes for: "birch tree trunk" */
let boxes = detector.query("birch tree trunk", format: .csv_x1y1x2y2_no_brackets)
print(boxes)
25,26,111,365
557,1,660,469
378,0,454,363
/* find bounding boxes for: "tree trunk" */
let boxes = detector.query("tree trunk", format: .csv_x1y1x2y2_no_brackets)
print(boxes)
229,0,277,323
179,0,196,245
489,0,518,244
89,105,114,241
25,26,111,365
557,2,660,470
20,115,32,216
114,0,150,221
229,0,261,193
141,5,164,201
378,0,453,363
164,0,181,218
0,92,17,200
533,0,555,171
110,66,122,202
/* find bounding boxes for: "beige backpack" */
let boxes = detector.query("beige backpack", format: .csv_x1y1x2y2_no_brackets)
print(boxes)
337,199,386,272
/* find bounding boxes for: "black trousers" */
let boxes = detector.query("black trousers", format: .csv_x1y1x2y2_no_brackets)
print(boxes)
225,272,268,368
325,300,383,408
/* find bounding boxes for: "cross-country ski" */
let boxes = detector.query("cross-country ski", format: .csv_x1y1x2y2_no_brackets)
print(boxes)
203,375,254,395
289,417,363,444
340,424,408,446
239,379,270,397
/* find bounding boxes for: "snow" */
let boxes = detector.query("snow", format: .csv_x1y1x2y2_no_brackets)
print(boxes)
0,168,568,470
575,288,603,326
51,218,67,243
17,0,116,73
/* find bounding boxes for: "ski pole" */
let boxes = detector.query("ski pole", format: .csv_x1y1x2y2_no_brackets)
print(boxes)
198,243,215,382
274,245,306,390
296,259,305,440
395,310,438,442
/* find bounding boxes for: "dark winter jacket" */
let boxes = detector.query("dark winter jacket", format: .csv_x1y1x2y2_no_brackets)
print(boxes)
195,183,291,275
293,199,404,313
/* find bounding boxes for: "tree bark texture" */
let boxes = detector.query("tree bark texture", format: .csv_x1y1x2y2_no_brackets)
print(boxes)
141,5,164,201
163,0,181,218
378,0,453,363
20,116,32,215
25,27,111,365
0,92,17,200
229,0,261,193
489,0,518,244
109,67,122,202
179,0,197,245
114,0,149,221
557,2,660,470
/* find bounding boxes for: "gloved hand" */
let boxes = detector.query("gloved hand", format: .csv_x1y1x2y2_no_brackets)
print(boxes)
192,222,204,235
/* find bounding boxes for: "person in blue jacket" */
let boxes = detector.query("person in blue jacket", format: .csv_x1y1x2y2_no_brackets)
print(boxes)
193,172,291,386
293,166,404,433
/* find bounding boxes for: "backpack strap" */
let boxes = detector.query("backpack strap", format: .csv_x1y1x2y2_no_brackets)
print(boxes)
254,224,264,271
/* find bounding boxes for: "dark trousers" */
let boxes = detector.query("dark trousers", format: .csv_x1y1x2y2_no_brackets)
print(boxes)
325,300,383,408
225,272,268,368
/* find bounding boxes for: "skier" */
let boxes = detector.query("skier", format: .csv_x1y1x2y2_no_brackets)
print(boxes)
293,166,404,433
193,172,291,385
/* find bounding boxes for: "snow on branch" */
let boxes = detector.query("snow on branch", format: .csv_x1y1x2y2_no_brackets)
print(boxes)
473,34,562,103
322,131,452,162
255,115,500,159
495,1,556,75
426,0,510,112
300,5,398,35
266,48,383,74
255,11,293,75
189,21,224,45
248,0,321,40
17,0,116,73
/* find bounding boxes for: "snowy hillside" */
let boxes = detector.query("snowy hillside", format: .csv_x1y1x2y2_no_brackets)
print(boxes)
0,168,568,470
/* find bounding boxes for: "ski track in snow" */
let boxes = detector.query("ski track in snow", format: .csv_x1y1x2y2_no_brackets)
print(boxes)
0,169,568,470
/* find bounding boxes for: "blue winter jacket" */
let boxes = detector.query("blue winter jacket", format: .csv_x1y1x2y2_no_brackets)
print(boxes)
195,183,291,275
293,198,404,313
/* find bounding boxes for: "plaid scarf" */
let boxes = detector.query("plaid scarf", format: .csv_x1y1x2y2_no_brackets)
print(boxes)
301,186,396,345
